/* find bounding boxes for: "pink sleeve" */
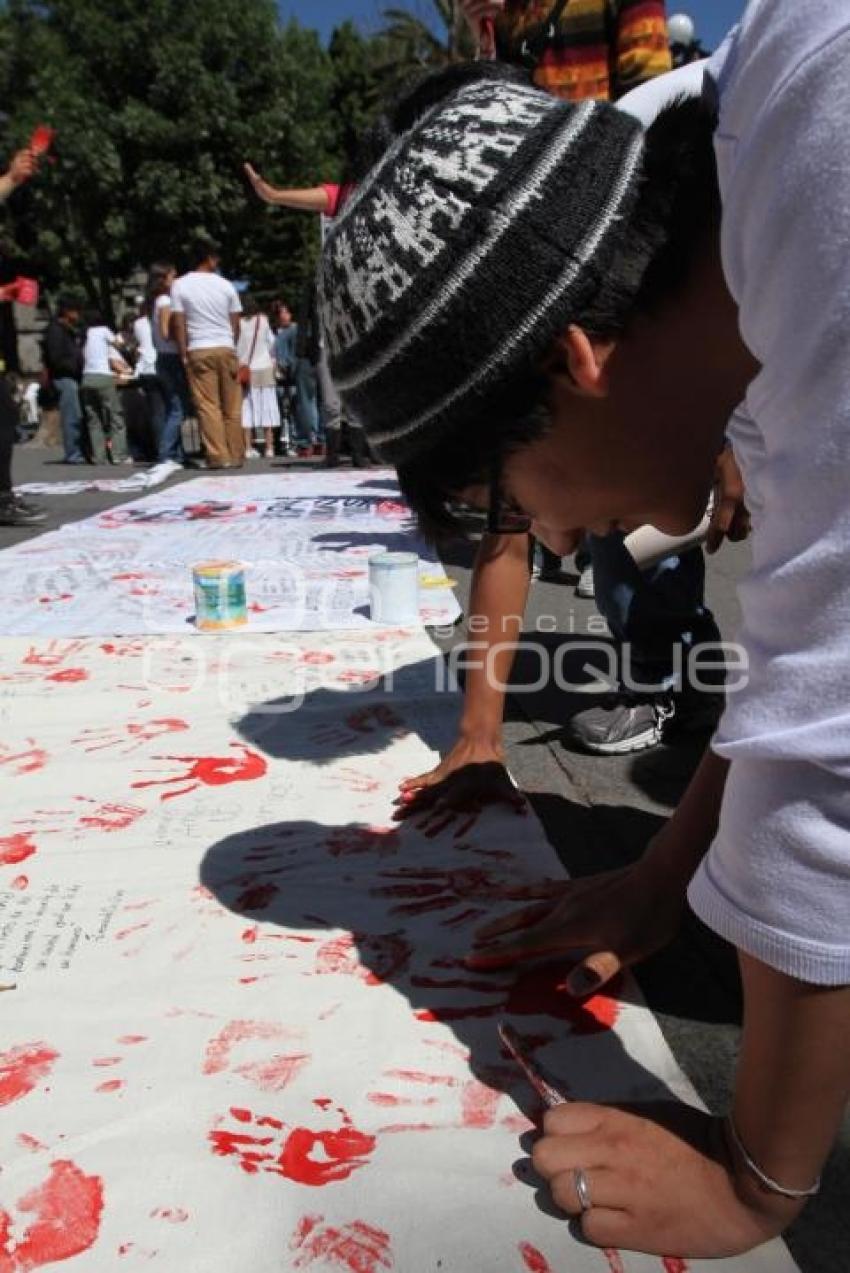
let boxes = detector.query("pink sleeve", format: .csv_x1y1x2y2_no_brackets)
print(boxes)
320,182,355,218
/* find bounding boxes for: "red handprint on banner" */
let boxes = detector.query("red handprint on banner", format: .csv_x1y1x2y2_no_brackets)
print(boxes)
131,743,268,800
0,1160,104,1270
210,1104,375,1186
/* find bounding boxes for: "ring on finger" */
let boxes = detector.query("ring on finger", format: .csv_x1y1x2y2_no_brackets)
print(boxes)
573,1167,592,1212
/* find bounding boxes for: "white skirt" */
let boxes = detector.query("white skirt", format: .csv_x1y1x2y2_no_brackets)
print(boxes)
242,385,281,430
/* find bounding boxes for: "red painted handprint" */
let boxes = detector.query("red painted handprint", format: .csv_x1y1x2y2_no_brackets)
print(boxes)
289,1215,393,1272
132,743,267,800
210,1105,375,1186
0,1159,104,1270
0,741,47,776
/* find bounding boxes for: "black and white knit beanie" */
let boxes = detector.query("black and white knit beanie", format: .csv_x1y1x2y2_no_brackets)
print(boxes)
318,71,644,466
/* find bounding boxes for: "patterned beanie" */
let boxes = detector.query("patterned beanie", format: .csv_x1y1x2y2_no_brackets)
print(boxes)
318,72,645,465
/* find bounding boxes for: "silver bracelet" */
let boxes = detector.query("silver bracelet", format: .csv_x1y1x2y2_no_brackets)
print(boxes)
726,1117,821,1200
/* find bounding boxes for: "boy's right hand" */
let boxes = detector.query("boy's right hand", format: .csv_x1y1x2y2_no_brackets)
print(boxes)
458,0,506,34
394,734,525,820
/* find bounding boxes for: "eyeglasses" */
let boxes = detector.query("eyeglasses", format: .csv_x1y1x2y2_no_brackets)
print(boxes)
486,460,533,535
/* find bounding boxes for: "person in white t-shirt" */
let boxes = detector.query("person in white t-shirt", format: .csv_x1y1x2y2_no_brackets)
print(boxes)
236,294,279,458
80,313,129,464
170,238,243,469
318,4,850,1256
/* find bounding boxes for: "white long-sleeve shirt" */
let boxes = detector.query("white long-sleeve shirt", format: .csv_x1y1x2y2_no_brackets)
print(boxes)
684,1,850,984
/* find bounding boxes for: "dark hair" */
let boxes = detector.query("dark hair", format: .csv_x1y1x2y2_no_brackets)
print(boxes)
146,261,175,305
241,292,259,318
384,70,719,542
57,293,82,316
189,235,221,267
84,308,106,328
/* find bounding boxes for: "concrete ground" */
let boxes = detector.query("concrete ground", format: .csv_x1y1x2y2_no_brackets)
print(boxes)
4,441,847,1271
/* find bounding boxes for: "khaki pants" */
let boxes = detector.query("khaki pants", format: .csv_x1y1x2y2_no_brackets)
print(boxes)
186,347,244,467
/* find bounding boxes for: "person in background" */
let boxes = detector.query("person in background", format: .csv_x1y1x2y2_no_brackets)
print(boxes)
0,144,46,526
237,294,279,459
170,238,243,469
243,166,370,467
42,294,85,466
272,301,300,456
292,284,321,458
133,297,167,460
80,311,130,464
147,262,188,465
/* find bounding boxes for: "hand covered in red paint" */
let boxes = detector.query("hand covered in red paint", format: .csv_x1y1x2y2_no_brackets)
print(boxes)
466,854,684,990
533,1101,798,1257
394,735,525,820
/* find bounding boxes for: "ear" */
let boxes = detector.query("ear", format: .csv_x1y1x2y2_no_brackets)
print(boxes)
545,325,615,397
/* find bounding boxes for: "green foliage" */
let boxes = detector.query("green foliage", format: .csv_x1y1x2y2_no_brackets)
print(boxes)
0,1,476,317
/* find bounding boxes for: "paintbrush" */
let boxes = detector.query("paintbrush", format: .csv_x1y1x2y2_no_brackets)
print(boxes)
498,1021,568,1108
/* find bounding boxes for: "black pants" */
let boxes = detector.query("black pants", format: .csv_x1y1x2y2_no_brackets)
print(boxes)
0,374,17,495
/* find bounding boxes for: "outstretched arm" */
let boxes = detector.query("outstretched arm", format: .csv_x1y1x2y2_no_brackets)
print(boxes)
243,164,331,213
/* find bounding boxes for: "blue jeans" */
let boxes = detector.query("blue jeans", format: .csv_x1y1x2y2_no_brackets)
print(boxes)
589,532,722,693
55,377,84,462
156,353,189,461
294,357,319,447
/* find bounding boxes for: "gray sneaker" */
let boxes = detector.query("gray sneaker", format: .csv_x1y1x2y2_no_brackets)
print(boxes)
0,494,47,527
575,565,595,598
564,693,675,754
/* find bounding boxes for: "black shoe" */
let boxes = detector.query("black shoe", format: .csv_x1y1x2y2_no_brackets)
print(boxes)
564,692,675,755
0,494,48,527
348,428,372,468
323,430,341,469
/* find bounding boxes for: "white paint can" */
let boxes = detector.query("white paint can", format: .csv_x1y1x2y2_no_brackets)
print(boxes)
368,551,420,625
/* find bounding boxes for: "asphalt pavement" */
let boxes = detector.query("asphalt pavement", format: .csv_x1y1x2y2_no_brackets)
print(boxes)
4,440,847,1272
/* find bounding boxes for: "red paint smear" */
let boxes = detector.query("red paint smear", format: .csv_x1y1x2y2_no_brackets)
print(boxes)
77,802,145,832
519,1242,553,1273
377,1122,437,1135
234,881,279,912
325,827,400,859
0,1043,58,1108
11,875,29,890
313,1098,333,1110
92,1057,122,1068
150,1207,189,1224
301,651,335,665
0,833,37,867
367,1093,438,1109
289,1214,393,1272
0,744,48,775
238,1054,309,1093
116,1035,147,1046
460,1079,502,1129
661,1261,689,1273
417,967,622,1033
604,1252,626,1273
114,921,151,941
314,932,410,987
241,926,259,944
46,668,88,683
0,1159,104,1270
203,1019,290,1078
385,1069,456,1087
95,1080,124,1094
16,1134,47,1154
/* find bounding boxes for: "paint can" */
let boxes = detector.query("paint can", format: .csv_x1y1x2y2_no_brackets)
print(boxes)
368,551,419,625
192,560,247,631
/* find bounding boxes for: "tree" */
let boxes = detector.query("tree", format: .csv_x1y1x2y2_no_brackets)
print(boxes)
374,0,475,96
0,0,339,317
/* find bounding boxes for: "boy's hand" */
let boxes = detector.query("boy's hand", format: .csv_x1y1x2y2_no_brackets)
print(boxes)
533,1101,795,1257
394,734,525,820
466,856,685,986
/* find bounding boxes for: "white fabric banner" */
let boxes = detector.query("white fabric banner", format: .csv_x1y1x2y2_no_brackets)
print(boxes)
15,459,183,498
0,470,461,636
0,631,796,1272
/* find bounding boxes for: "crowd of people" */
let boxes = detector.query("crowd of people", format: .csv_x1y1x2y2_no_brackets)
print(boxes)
34,247,369,475
0,0,847,1264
